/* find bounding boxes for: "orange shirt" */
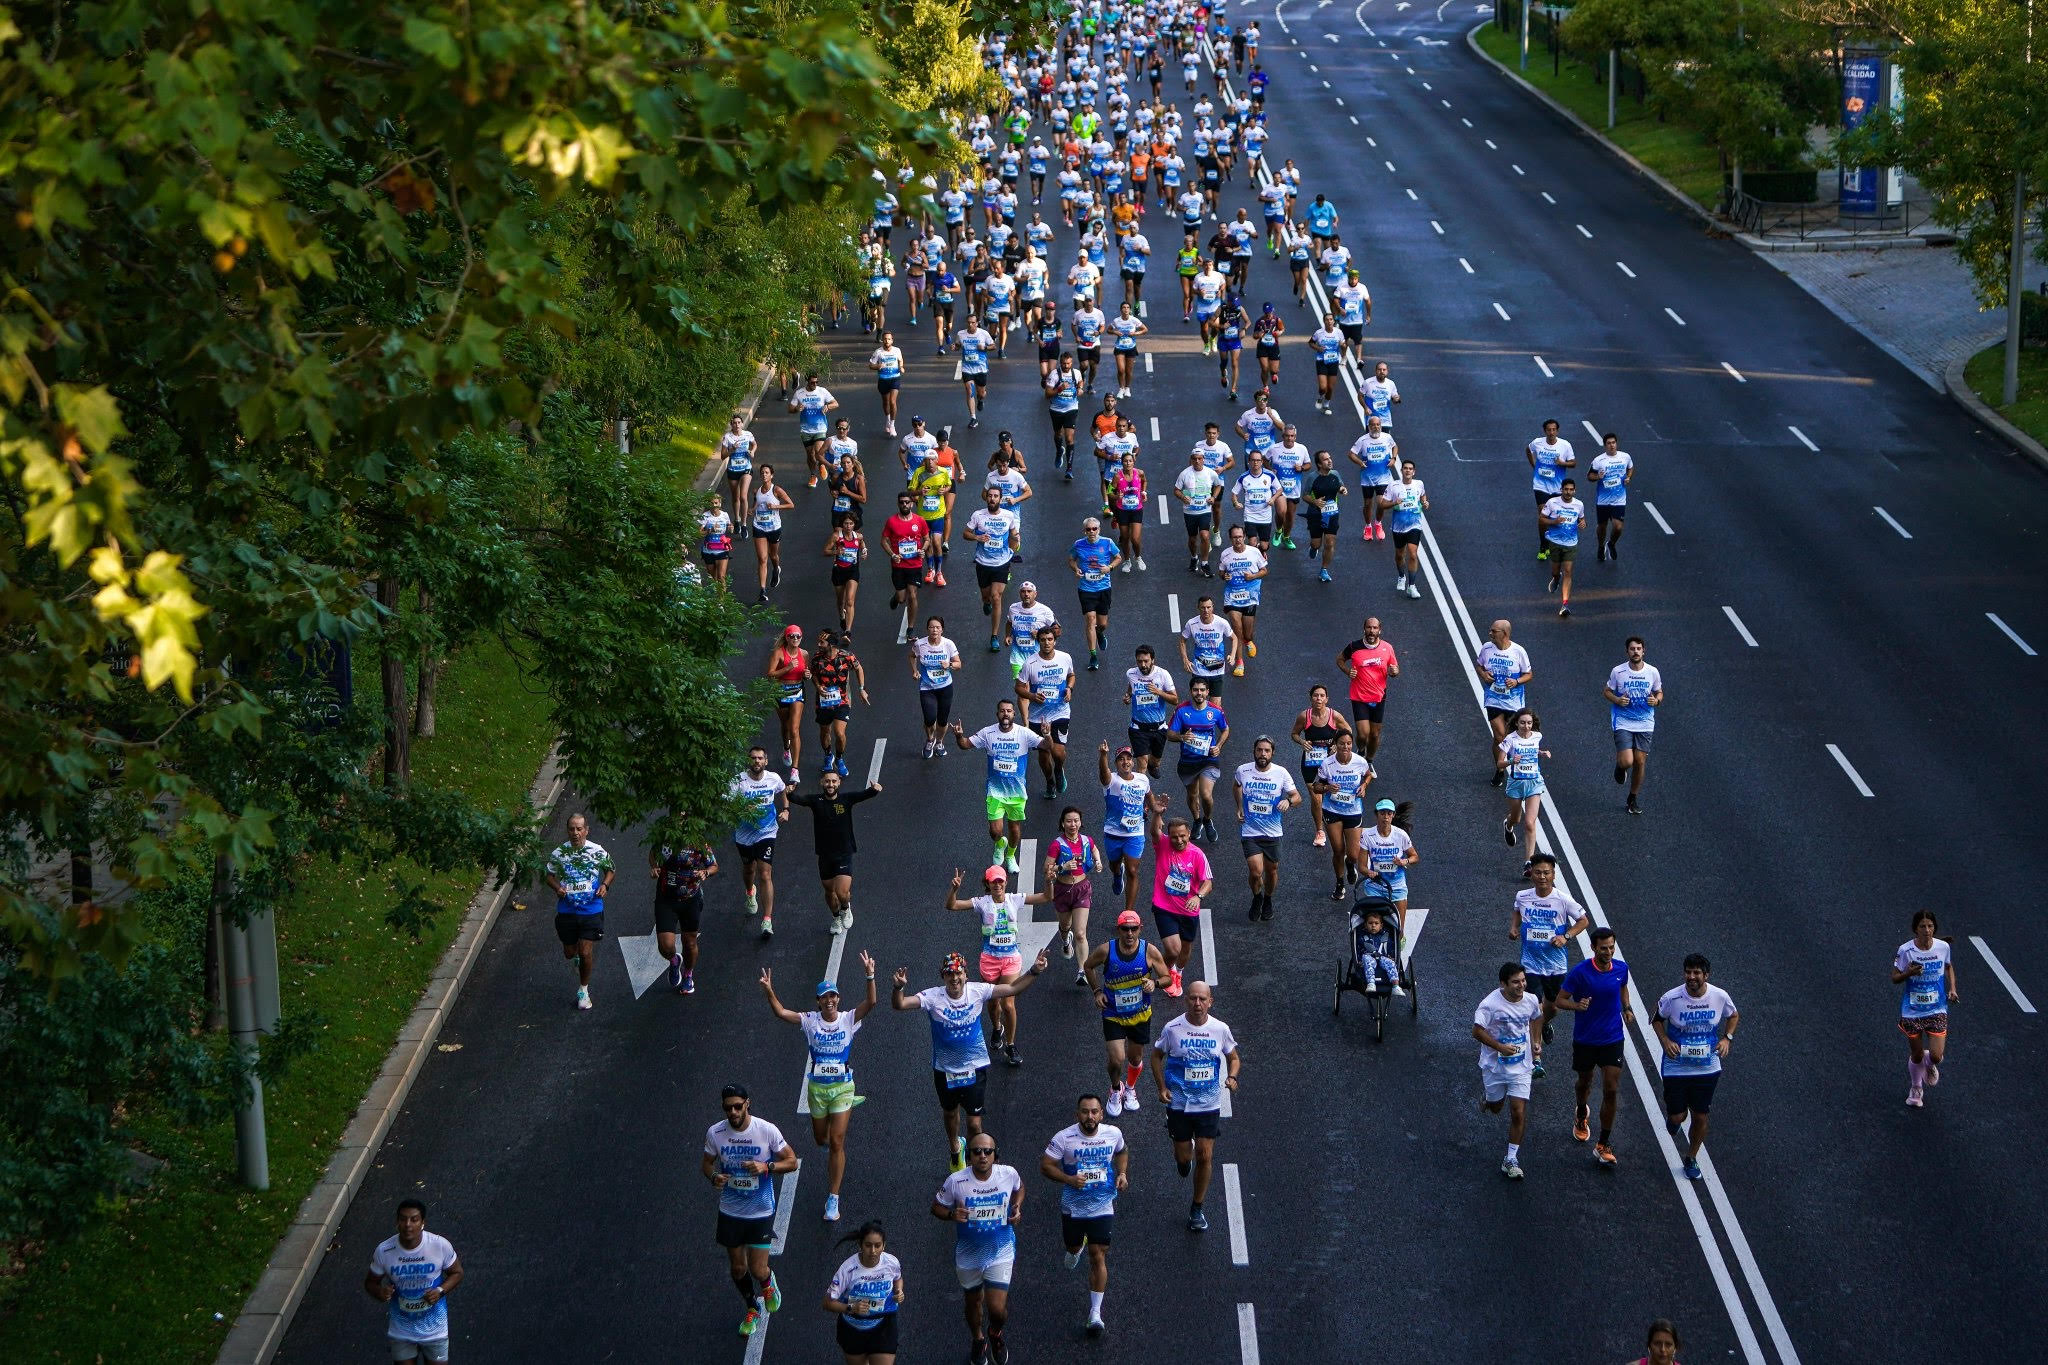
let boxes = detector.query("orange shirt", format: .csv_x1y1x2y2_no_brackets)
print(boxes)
1130,150,1153,179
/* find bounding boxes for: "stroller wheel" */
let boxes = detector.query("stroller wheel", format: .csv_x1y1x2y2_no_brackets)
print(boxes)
1333,957,1348,1016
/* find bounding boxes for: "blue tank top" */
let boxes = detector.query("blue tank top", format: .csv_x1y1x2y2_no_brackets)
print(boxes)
1101,938,1153,1025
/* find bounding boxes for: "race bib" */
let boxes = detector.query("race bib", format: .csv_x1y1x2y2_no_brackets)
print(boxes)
1036,684,1059,702
1121,492,1142,509
1305,746,1328,765
726,1173,760,1191
1524,924,1552,943
779,683,802,702
1182,1062,1216,1083
1512,760,1538,777
1247,799,1273,816
969,1203,1006,1224
992,756,1019,775
1113,986,1143,1011
924,666,950,687
1910,986,1938,1008
850,1296,885,1316
820,686,845,708
898,537,922,558
1183,733,1210,756
811,1060,847,1081
1117,810,1142,833
1078,1165,1109,1187
1165,869,1192,895
987,930,1019,951
944,1067,978,1088
1679,1041,1712,1061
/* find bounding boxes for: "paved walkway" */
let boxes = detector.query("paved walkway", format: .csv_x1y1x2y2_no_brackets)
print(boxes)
1767,241,2048,388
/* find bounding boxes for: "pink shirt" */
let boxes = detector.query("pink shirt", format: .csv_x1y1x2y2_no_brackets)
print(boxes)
1151,835,1211,915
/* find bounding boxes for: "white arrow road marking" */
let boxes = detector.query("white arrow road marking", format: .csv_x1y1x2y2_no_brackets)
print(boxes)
619,930,671,1000
1011,838,1062,963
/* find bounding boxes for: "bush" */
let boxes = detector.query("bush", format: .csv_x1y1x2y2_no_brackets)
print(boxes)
1735,169,1819,203
2021,288,2048,347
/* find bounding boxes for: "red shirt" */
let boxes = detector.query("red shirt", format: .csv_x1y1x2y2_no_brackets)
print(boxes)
883,514,929,569
1342,638,1398,704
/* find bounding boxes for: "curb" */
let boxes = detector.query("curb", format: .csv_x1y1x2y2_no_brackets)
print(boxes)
1945,351,2048,475
217,745,569,1365
693,360,779,493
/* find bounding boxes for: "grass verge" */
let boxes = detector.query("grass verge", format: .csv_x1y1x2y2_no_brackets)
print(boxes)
1472,25,1724,210
0,638,554,1364
1964,342,2048,451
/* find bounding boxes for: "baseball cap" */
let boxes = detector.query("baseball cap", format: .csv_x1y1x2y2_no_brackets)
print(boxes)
1116,910,1143,928
816,980,839,997
984,865,1009,883
1375,798,1397,812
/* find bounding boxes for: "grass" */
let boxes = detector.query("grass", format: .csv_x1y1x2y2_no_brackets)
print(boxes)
669,411,728,479
1473,24,1724,209
1964,342,2048,450
0,637,554,1364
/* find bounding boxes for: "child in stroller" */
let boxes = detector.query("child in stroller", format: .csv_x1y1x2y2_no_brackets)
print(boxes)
1350,903,1401,994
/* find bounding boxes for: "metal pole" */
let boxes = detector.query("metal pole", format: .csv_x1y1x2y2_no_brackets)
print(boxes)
1608,48,1617,128
224,899,270,1190
1521,0,1530,70
2007,171,2027,407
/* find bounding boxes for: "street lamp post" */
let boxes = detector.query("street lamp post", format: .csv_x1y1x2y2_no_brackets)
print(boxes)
2007,0,2034,408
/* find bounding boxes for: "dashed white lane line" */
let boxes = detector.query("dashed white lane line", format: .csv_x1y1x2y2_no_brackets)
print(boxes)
1532,355,1553,378
1223,1163,1250,1264
1462,116,1473,126
1441,99,1453,108
1138,300,1148,318
1492,301,1511,320
770,1171,800,1252
1722,606,1759,647
1144,352,1155,373
1335,96,1345,105
1825,743,1875,798
1405,188,1418,200
1616,261,1636,278
1421,80,1432,90
866,736,886,786
1310,62,1320,71
1237,1303,1262,1365
1575,223,1592,238
1199,885,1220,985
1581,420,1602,443
1873,506,1913,540
1167,591,1181,632
1150,416,1161,440
1458,257,1474,273
1157,492,1170,525
1512,163,1525,175
1430,219,1444,234
1385,160,1397,172
1485,138,1498,148
1788,425,1818,451
1721,361,1747,383
1322,78,1331,87
1643,501,1674,535
1349,115,1360,124
1406,65,1416,73
1971,936,2039,1013
1540,191,1556,204
1366,136,1378,147
1988,613,2038,656
1665,307,1687,326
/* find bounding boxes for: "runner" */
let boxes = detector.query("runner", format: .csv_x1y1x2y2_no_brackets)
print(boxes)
364,1199,463,1365
702,1085,799,1336
1070,517,1122,670
1348,415,1397,543
1174,446,1225,575
1150,979,1240,1230
1361,360,1400,433
1556,924,1634,1167
1893,909,1957,1108
906,452,954,591
731,746,791,938
1311,728,1374,900
868,330,906,437
1512,854,1591,1075
761,956,880,1221
824,1221,906,1364
718,409,759,526
1122,644,1179,781
957,313,996,428
1498,710,1551,873
931,1133,1026,1365
1251,301,1285,389
788,373,841,487
945,861,1057,1068
912,616,962,759
1334,267,1372,366
984,443,1033,551
1018,623,1077,798
700,498,736,587
1304,192,1339,259
1337,617,1400,762
649,839,718,995
1004,580,1058,685
1168,672,1231,841
1177,593,1237,702
545,814,614,1011
1604,635,1664,813
1109,300,1148,397
1230,449,1279,552
1381,458,1429,599
1085,906,1172,1113
827,432,868,540
1110,447,1149,571
1268,424,1311,550
1047,806,1103,984
1358,798,1418,936
1302,447,1345,582
1144,790,1213,999
1285,221,1314,309
1191,255,1227,351
750,465,796,604
1232,736,1301,922
1653,954,1740,1180
1044,351,1083,470
1215,525,1267,672
1589,431,1634,563
1096,741,1154,916
1473,964,1544,1180
1476,620,1534,782
953,702,1043,874
1540,478,1585,617
807,630,871,780
899,413,941,481
882,490,928,634
1214,294,1250,399
1040,1095,1129,1336
896,949,1050,1168
1526,419,1576,560
964,485,1021,652
790,767,882,935
1290,684,1352,847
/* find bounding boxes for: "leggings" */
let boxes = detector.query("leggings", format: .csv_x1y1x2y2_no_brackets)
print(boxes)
920,685,956,728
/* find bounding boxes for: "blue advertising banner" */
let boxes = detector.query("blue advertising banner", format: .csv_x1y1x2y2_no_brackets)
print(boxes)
1840,55,1883,214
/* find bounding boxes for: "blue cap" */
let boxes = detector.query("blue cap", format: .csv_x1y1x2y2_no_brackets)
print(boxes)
816,980,839,997
1374,798,1396,812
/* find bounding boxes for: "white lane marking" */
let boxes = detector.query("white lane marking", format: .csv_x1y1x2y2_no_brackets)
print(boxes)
897,602,911,645
1406,65,1416,73
1873,506,1913,540
1442,99,1453,108
1310,62,1320,71
1157,492,1170,525
770,1171,800,1253
1350,115,1360,124
1237,1303,1262,1365
1150,416,1161,440
1421,81,1432,90
1462,116,1473,126
1971,936,2039,1013
1722,606,1759,648
1385,160,1397,172
1199,895,1219,986
1485,138,1498,148
953,361,963,381
1139,300,1148,318
1492,301,1510,320
1532,355,1553,378
1322,79,1331,87
1335,96,1345,106
1722,361,1747,383
1405,188,1418,200
865,736,886,786
1223,1163,1250,1264
1512,163,1524,175
1641,501,1673,534
1825,743,1875,798
1167,592,1181,632
1664,307,1687,326
1144,352,1155,374
1616,260,1636,278
1788,425,1818,451
1581,420,1602,443
1366,136,1378,147
1575,223,1592,238
1458,257,1474,273
1540,191,1556,204
1988,613,2038,656
1429,219,1444,234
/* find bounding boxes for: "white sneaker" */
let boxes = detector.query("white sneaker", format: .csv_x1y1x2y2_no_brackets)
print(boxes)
1122,1085,1140,1112
840,908,854,930
1006,853,1020,874
745,889,759,916
828,913,844,935
1406,583,1421,599
1136,556,1147,571
576,986,592,1010
1120,560,1132,574
1063,1248,1083,1270
1087,1314,1107,1337
1062,929,1075,958
1501,1156,1524,1180
1107,1088,1125,1117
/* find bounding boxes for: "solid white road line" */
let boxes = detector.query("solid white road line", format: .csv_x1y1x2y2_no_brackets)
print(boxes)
1459,257,1474,273
1157,493,1170,525
1970,936,2038,1013
1493,301,1510,320
1664,307,1687,326
1167,592,1181,632
1532,355,1553,378
1721,361,1747,383
1223,1162,1250,1264
1237,1303,1262,1365
1150,416,1162,440
1540,191,1556,204
1616,260,1636,278
1788,425,1818,452
1873,506,1912,539
1987,613,2038,656
1825,743,1875,798
1722,606,1759,647
1643,500,1674,534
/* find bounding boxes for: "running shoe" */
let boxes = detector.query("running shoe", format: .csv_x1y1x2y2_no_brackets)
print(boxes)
990,1330,1010,1365
681,970,696,995
739,1308,763,1337
828,912,844,936
969,1339,989,1365
1542,1021,1554,1044
1906,1085,1924,1108
1187,1204,1209,1231
668,953,684,991
1111,865,1125,896
576,986,592,1010
934,571,947,587
1313,830,1327,847
1120,560,1132,574
1682,1160,1702,1180
1246,640,1257,658
1330,882,1346,902
1318,569,1331,582
760,916,775,939
1062,929,1074,958
1122,1085,1140,1111
1546,575,1558,594
1064,1247,1084,1270
763,1273,782,1313
1927,1062,1941,1086
1572,1108,1591,1143
1501,1157,1524,1181
1006,851,1020,874
1258,899,1273,922
1536,548,1549,560
1075,970,1088,987
1107,1088,1124,1117
824,1193,841,1222
1558,605,1571,618
1531,1059,1546,1079
1504,816,1517,846
1627,794,1640,814
1231,661,1243,676
1087,1314,1108,1337
1167,966,1184,997
1595,1144,1617,1168
1615,763,1629,785
1136,556,1147,570
1003,1043,1022,1067
1405,583,1421,599
1491,770,1506,788
952,1136,968,1172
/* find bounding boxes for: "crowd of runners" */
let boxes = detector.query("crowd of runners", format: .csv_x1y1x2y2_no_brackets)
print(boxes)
365,3,1956,1363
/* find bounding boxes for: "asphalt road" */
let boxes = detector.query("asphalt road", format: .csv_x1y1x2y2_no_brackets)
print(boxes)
281,11,2046,1364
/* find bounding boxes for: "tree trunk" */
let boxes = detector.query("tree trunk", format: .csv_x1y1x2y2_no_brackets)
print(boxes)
413,589,440,739
204,854,230,1032
378,577,411,787
69,844,91,905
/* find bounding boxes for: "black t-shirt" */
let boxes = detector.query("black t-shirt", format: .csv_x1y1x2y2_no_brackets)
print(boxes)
1309,472,1344,508
789,787,879,859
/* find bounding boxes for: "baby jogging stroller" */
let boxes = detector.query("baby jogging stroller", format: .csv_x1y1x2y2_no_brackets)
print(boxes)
1333,879,1416,1042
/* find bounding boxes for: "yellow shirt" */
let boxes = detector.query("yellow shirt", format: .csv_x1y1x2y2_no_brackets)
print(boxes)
911,464,954,519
